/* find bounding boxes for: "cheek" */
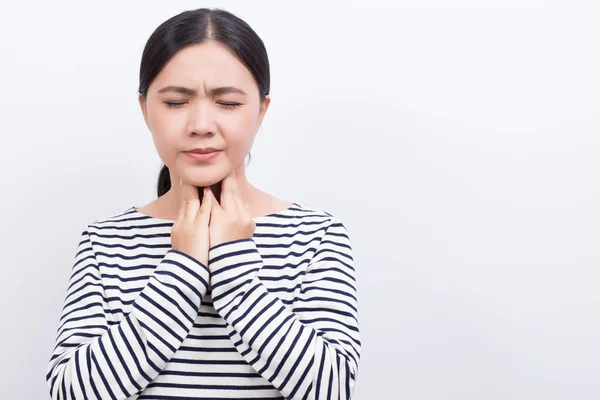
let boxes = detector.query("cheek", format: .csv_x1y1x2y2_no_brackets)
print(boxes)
222,112,258,154
150,107,181,137
147,107,182,162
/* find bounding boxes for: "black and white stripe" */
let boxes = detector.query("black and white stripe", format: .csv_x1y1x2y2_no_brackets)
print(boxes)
46,203,361,399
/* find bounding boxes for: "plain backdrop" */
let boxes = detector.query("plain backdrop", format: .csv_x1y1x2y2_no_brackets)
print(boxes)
1,0,599,399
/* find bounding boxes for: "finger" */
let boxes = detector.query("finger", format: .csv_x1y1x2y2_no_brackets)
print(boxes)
220,170,238,213
233,189,247,216
195,187,212,225
231,173,248,216
175,178,186,223
238,201,249,219
208,187,225,218
180,179,200,222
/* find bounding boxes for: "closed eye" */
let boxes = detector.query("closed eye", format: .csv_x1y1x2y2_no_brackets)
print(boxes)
164,101,186,109
163,101,242,110
218,102,242,110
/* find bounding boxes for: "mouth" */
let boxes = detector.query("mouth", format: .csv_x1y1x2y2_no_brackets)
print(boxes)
184,150,221,162
186,147,220,154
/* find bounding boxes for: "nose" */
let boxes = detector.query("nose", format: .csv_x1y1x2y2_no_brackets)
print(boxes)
187,100,217,136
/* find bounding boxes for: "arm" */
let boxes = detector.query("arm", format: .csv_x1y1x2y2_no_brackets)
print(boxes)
208,218,361,399
46,226,210,400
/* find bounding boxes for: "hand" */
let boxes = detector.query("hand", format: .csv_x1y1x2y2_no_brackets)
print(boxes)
208,169,256,248
170,178,213,267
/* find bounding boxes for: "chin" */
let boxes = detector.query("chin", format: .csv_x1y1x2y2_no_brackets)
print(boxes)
182,174,221,188
177,162,229,187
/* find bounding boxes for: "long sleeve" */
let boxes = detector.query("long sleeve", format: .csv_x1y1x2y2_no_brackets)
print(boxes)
46,227,211,400
208,218,361,400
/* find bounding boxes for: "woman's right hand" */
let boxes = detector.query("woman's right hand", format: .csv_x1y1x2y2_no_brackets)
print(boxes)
170,178,213,267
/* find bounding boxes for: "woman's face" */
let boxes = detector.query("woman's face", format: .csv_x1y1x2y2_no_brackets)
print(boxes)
139,40,270,188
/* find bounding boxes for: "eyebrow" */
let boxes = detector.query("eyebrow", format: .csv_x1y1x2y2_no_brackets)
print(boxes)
157,85,247,96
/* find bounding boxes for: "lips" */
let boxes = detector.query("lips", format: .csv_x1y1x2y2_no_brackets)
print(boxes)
184,150,221,162
186,148,220,154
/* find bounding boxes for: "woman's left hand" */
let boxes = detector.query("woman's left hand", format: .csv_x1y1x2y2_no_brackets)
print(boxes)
208,169,256,248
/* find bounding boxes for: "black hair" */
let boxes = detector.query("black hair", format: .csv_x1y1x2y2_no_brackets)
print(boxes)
137,8,270,197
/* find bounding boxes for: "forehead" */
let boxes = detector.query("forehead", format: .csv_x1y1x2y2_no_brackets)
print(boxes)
151,41,256,92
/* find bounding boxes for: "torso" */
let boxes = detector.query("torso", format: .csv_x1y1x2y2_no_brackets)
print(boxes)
57,203,358,399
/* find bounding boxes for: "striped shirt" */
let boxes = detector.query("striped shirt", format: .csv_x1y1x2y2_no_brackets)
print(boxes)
46,202,361,399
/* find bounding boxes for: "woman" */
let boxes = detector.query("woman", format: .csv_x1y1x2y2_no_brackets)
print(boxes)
46,8,361,400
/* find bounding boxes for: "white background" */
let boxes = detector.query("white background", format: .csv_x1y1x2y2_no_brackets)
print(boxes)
0,0,599,399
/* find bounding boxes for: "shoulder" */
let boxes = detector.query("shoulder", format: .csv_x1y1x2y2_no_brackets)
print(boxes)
287,203,351,236
83,206,156,234
291,205,355,265
80,203,350,238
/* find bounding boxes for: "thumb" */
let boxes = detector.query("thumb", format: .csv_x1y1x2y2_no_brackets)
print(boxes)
208,189,224,218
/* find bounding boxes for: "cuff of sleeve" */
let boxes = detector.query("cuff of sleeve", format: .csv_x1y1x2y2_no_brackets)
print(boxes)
208,238,262,311
133,249,211,339
157,249,211,298
208,238,260,274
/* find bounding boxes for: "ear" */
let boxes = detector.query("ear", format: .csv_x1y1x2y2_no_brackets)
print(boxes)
256,94,271,130
138,93,150,129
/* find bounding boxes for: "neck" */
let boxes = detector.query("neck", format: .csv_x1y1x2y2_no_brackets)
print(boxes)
162,165,259,216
